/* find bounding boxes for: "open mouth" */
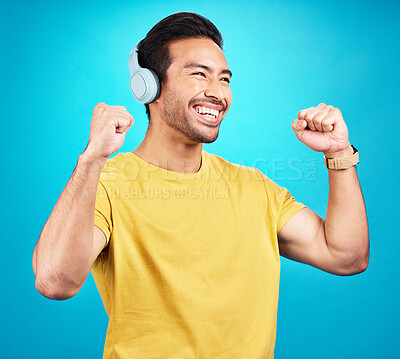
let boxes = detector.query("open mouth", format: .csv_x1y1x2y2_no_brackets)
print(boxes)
192,104,221,125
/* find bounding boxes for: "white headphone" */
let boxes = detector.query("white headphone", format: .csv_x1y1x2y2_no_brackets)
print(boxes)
128,41,160,104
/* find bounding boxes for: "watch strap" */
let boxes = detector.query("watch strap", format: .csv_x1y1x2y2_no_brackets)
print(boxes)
324,145,359,170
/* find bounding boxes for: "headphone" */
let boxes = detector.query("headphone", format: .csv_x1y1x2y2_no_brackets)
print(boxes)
128,41,160,104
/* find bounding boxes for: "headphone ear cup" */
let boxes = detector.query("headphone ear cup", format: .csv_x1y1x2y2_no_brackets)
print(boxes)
130,68,160,104
142,68,160,104
129,41,161,105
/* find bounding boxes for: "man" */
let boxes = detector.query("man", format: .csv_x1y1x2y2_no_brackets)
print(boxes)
32,12,369,359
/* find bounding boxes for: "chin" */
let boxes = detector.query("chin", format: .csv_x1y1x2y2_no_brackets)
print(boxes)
190,123,220,144
201,132,219,144
183,131,219,144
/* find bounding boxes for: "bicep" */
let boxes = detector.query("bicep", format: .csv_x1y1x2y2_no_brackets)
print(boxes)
277,207,348,275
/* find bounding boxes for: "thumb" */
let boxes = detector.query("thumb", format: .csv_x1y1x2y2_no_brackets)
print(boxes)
115,117,134,134
292,119,307,132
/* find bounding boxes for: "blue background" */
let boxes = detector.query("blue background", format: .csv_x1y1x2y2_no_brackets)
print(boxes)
1,0,399,357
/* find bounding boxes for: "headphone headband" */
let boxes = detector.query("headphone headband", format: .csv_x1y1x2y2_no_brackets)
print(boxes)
128,45,140,71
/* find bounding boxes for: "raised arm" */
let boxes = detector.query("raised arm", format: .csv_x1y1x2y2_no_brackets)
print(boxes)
277,103,369,276
32,103,134,299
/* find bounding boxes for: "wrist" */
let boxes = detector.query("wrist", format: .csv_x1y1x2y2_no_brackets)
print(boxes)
79,150,108,170
324,145,359,170
324,143,353,158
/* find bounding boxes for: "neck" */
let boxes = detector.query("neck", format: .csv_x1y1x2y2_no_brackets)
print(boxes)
133,118,203,174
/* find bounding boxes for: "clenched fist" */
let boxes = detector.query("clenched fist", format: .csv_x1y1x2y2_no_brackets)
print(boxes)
85,103,134,159
291,103,352,157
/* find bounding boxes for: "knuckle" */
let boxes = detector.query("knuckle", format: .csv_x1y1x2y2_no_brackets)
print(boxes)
95,102,106,109
305,113,313,121
314,113,323,122
332,108,341,116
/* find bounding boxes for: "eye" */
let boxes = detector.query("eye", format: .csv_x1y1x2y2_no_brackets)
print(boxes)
221,77,231,84
193,72,206,77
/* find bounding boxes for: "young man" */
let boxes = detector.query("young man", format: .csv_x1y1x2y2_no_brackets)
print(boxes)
32,12,369,359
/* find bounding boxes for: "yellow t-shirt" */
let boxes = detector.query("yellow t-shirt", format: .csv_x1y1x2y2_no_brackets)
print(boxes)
92,150,306,359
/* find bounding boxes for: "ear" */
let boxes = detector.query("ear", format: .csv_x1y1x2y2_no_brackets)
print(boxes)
151,80,165,105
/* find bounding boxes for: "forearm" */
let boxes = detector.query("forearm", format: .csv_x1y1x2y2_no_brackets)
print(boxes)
33,151,107,298
324,148,369,272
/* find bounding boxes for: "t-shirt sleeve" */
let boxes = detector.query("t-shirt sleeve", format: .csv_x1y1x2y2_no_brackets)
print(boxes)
255,169,307,233
94,179,113,248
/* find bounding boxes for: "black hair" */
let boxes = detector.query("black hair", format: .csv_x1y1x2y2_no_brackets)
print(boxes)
137,12,224,119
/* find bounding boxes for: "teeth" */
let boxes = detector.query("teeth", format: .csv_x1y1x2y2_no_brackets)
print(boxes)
194,106,219,118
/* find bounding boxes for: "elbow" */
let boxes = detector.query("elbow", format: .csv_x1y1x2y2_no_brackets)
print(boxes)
339,251,369,276
343,261,368,276
32,249,37,277
350,236,370,275
352,254,369,275
33,246,85,300
330,232,370,276
35,275,81,300
358,250,369,273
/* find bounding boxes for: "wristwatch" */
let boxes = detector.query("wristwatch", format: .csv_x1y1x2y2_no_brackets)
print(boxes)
324,145,359,170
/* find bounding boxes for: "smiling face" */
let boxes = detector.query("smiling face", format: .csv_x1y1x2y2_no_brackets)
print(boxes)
157,37,232,144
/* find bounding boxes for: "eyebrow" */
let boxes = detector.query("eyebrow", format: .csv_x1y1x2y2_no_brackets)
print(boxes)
184,62,233,78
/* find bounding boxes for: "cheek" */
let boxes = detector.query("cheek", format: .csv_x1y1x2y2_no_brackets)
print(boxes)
185,79,207,96
225,89,233,109
170,82,197,103
163,86,186,106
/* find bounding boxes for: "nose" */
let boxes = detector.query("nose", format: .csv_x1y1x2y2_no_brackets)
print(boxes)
204,78,227,101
